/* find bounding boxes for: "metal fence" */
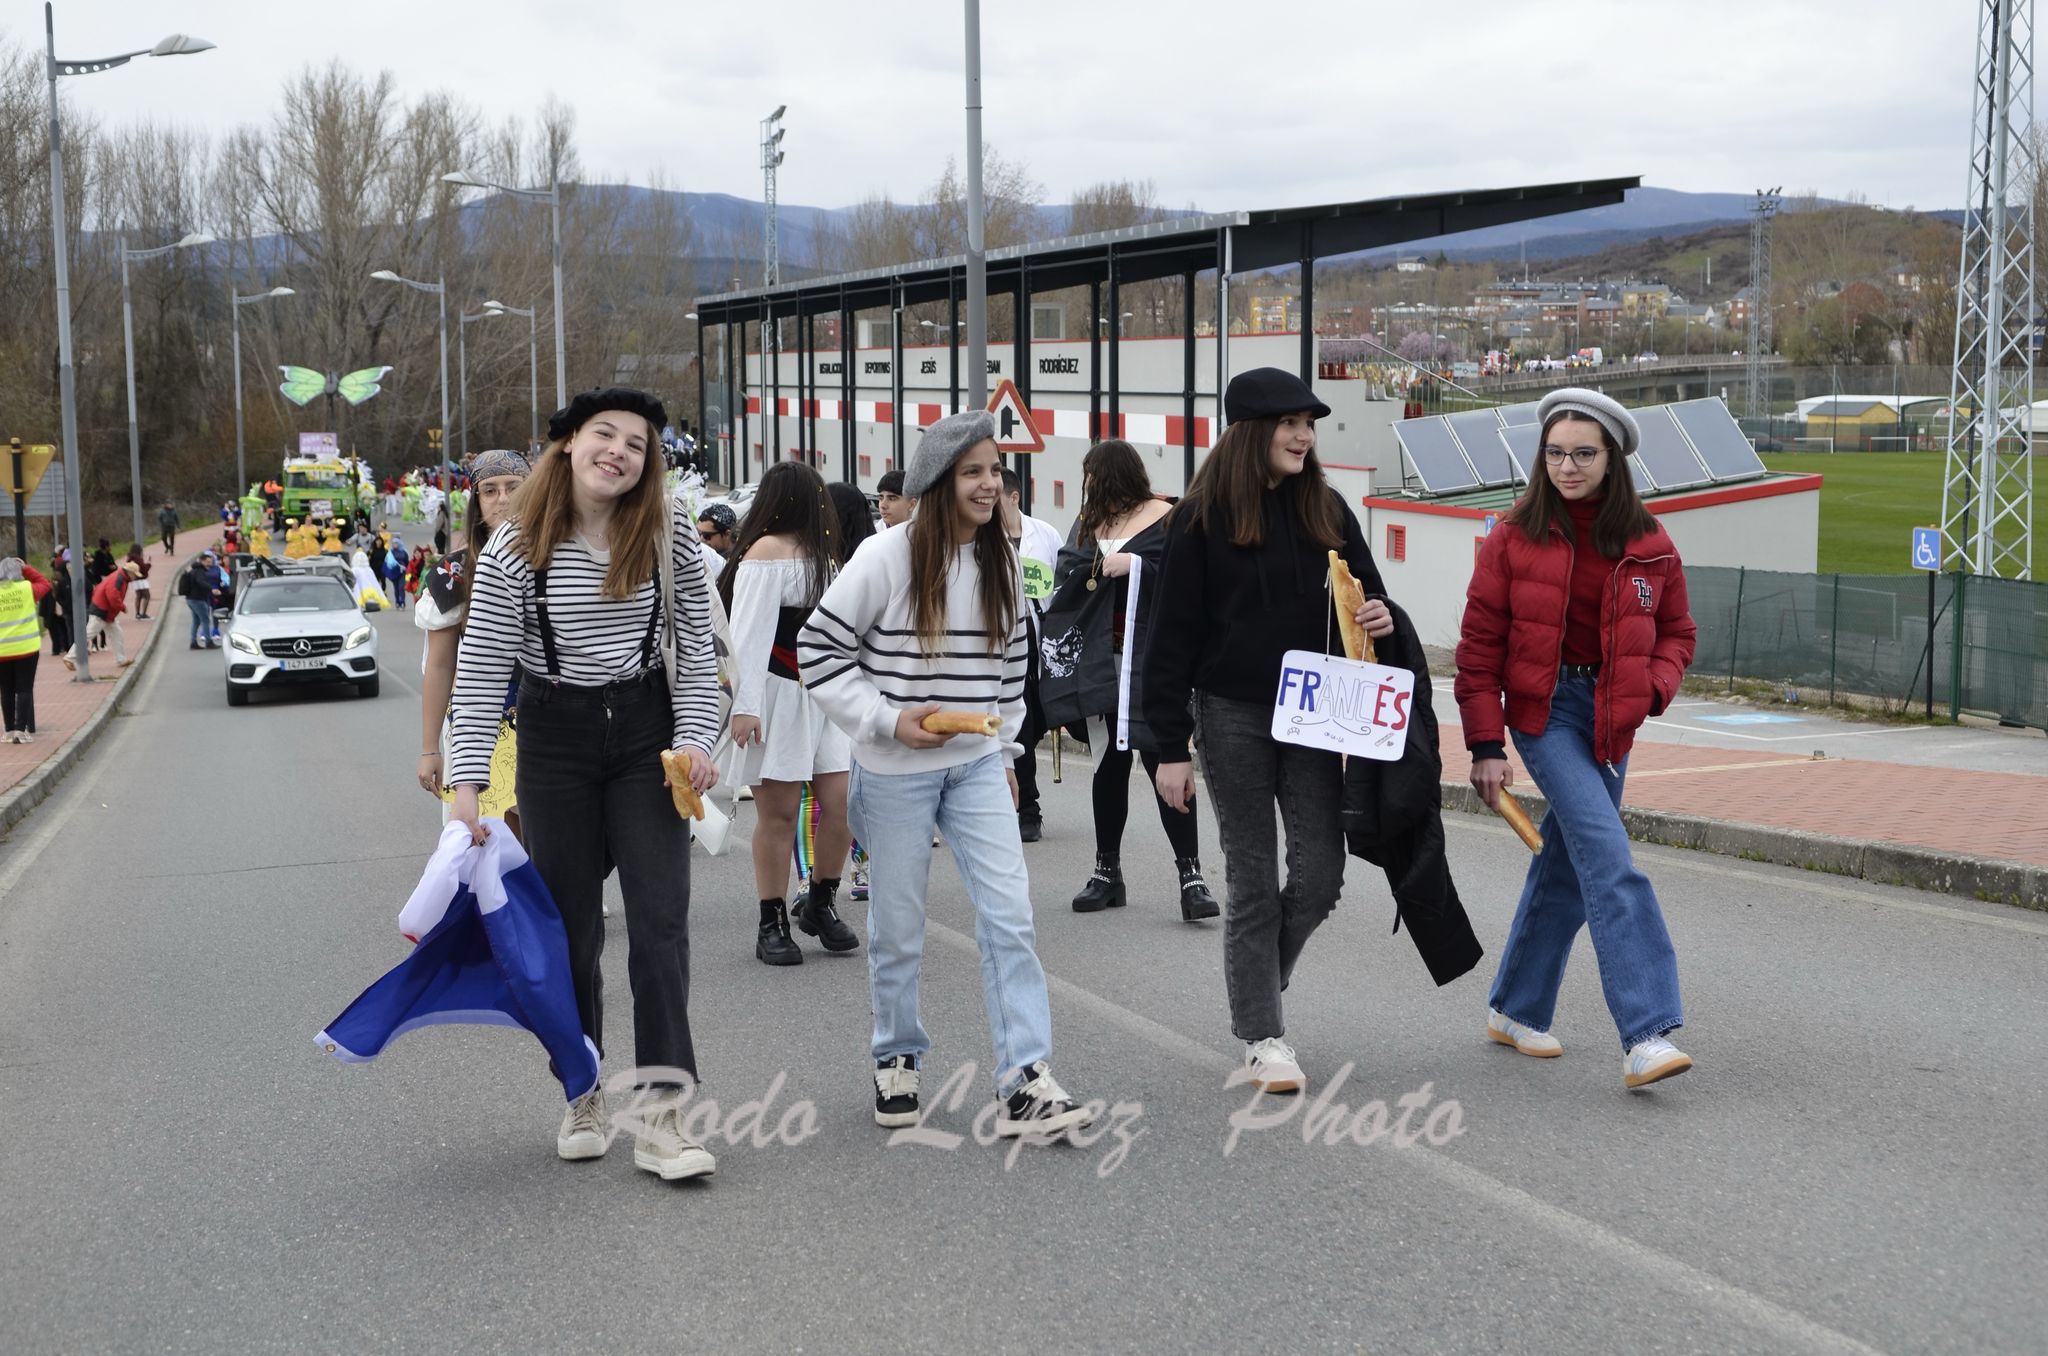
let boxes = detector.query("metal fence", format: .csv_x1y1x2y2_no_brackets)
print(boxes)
1685,564,2048,731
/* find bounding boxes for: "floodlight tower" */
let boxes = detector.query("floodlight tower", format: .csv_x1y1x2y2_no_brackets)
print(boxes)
1744,187,1781,420
761,106,786,288
1942,0,2036,579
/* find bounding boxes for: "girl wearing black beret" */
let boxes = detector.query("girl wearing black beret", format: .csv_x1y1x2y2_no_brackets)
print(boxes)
1142,367,1394,1096
448,388,726,1181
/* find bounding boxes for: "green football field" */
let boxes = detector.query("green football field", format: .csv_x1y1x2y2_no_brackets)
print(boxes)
1758,452,2046,576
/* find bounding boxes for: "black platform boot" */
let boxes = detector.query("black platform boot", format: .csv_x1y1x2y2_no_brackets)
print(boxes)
1176,857,1220,922
1071,853,1126,913
756,897,803,966
793,876,860,952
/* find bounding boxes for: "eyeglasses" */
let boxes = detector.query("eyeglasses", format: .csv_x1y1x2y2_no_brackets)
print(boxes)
1542,446,1605,467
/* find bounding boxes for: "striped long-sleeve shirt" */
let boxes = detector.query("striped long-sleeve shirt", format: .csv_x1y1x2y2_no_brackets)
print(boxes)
448,495,722,788
797,523,1028,775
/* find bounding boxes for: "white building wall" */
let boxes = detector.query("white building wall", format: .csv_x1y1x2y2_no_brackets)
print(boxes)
737,333,1404,538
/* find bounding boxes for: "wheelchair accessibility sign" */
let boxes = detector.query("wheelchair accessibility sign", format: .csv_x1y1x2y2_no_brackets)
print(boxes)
1911,527,1942,572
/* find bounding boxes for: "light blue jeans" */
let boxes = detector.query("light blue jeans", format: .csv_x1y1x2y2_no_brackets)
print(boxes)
848,752,1053,1095
1486,675,1684,1050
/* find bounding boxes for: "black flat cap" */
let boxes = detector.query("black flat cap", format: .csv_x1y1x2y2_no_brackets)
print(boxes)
547,386,669,443
1224,367,1331,423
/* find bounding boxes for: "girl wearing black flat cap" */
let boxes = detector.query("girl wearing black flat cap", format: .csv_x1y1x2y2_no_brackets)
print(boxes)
448,387,725,1183
1143,366,1394,1097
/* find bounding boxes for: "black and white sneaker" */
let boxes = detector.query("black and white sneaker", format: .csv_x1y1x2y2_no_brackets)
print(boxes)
874,1054,920,1127
997,1061,1091,1139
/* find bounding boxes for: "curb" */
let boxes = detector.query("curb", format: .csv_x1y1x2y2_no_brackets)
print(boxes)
0,551,200,839
1438,781,2048,913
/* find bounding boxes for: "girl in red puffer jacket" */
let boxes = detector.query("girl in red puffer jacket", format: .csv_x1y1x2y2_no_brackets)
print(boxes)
1454,388,1699,1092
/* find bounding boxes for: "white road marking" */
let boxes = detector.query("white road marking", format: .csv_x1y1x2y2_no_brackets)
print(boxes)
925,918,1889,1355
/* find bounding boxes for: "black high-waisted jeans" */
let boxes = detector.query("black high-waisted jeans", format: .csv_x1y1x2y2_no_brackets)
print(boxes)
516,671,697,1083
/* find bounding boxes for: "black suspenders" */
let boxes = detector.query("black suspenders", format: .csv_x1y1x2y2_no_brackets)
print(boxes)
532,566,660,685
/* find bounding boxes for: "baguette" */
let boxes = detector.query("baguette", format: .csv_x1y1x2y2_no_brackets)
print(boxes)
1496,789,1544,853
1327,550,1376,664
922,710,1002,737
659,749,705,821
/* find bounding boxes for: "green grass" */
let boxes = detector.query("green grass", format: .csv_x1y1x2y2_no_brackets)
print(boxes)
1758,452,2046,576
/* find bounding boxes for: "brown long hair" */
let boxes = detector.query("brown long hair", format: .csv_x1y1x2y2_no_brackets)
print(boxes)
1174,416,1343,549
1502,413,1658,558
908,465,1017,657
1077,439,1154,544
509,417,666,598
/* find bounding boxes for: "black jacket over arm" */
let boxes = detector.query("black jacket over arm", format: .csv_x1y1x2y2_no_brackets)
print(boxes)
1340,598,1484,987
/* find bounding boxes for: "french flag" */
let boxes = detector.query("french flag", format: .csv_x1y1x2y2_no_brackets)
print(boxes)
316,820,600,1101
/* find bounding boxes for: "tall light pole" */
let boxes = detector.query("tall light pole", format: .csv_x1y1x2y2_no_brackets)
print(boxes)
120,228,211,546
961,6,988,410
44,3,213,681
759,106,787,288
231,285,295,501
443,167,568,408
456,306,498,462
484,300,540,449
370,270,452,486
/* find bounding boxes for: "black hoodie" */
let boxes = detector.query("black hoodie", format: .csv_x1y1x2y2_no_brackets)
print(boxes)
1142,482,1385,763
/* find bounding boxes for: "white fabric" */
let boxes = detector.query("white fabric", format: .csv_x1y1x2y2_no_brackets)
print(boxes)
725,557,850,786
1115,555,1141,751
397,817,523,941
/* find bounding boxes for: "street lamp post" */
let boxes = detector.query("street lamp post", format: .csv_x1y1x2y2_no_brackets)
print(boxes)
370,270,452,487
442,167,567,407
43,2,213,681
483,301,539,449
120,229,212,546
230,284,295,507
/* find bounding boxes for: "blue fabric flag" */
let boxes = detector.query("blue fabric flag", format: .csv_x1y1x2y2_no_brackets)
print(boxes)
316,820,600,1101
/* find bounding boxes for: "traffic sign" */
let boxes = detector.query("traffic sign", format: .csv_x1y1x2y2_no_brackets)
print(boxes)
2,443,55,499
1911,526,1942,572
986,379,1043,453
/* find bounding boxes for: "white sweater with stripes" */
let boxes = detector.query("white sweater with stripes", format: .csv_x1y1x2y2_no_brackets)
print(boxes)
798,523,1027,775
448,496,722,789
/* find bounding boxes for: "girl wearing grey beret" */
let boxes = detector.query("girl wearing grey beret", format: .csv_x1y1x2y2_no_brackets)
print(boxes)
798,412,1094,1138
1453,390,1700,1090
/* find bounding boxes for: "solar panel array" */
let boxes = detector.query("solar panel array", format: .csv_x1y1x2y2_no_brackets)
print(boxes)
1391,395,1766,498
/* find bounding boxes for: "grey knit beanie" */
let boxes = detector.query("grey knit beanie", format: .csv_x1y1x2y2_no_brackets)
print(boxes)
903,410,997,497
1536,387,1641,457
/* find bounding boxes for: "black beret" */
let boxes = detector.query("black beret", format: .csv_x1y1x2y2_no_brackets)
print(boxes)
546,386,669,444
1223,366,1331,423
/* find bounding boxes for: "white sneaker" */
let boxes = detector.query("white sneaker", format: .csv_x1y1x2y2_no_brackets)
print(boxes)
1488,1009,1563,1058
1244,1037,1305,1094
1624,1036,1693,1089
996,1061,1091,1138
556,1088,609,1160
633,1104,717,1180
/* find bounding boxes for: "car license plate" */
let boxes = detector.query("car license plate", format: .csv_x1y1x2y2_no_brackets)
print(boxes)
281,657,326,671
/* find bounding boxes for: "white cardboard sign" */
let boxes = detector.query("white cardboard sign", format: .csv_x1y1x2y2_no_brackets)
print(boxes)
1269,649,1415,761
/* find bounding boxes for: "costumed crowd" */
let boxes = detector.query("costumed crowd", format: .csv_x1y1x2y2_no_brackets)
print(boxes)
312,372,1700,1185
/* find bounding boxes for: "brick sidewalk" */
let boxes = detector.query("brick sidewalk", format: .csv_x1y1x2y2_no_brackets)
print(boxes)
1439,724,2048,869
0,524,227,798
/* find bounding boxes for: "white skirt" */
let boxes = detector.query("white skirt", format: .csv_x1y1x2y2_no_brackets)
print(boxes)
726,673,851,786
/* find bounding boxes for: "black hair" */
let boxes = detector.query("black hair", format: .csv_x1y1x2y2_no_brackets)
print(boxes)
717,461,835,609
826,482,876,564
1000,467,1021,495
876,469,905,496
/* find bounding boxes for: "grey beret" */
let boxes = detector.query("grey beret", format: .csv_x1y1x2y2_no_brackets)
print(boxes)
1536,387,1640,458
903,409,997,497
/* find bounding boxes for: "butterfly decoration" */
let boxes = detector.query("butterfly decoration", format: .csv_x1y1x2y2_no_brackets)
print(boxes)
277,365,395,408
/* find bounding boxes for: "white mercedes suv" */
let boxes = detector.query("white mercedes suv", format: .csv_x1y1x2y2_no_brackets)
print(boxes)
223,574,380,705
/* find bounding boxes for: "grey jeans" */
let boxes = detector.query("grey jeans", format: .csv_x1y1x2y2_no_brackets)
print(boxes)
1194,691,1347,1042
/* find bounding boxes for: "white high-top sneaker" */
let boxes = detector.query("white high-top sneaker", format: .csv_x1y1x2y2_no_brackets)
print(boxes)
556,1087,608,1161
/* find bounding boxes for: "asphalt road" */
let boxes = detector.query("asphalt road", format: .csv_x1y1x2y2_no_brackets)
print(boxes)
3,604,2044,1355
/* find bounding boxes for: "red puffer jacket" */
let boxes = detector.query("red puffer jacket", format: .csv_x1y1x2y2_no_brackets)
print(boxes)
1455,518,1697,766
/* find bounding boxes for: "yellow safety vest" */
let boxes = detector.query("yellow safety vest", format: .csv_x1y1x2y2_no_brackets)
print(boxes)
0,580,39,659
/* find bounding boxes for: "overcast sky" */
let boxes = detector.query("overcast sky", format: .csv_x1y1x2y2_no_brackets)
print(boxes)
22,0,1982,213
